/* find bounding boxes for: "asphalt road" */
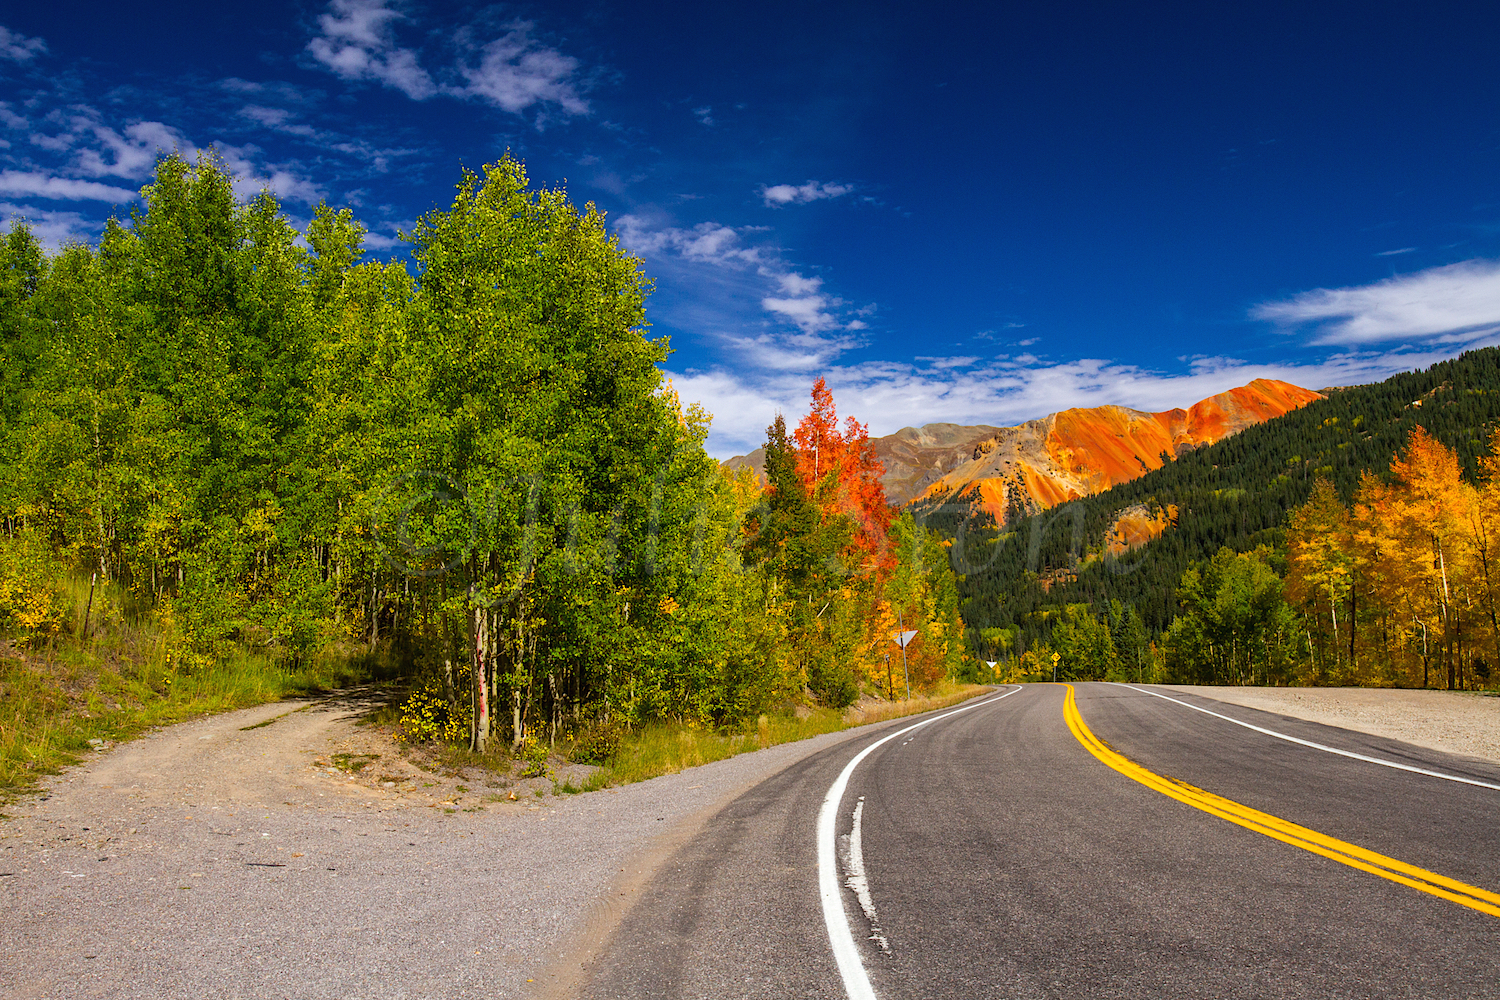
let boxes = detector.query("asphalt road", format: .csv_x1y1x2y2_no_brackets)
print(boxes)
579,683,1500,1000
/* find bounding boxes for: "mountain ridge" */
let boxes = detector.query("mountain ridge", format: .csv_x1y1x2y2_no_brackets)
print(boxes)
725,378,1324,515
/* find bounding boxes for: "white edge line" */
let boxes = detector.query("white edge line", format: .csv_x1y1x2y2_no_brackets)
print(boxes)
1117,683,1500,792
843,797,889,953
817,686,1023,1000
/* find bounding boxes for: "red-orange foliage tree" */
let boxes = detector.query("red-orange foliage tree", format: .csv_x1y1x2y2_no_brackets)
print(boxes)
791,377,895,576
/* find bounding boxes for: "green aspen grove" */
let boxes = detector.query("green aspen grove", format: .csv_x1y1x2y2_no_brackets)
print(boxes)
0,151,973,762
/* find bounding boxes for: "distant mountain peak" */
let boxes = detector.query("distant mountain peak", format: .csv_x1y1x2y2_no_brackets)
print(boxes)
911,378,1324,518
724,378,1324,517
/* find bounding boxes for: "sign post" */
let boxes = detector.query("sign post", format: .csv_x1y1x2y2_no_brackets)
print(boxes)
892,611,918,701
1051,651,1060,683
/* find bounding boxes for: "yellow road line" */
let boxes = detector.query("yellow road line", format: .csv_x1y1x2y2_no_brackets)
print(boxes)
1061,684,1500,919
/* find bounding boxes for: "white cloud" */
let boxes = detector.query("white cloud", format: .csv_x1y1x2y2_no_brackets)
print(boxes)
233,104,414,172
693,106,714,126
28,131,74,151
762,272,838,334
0,25,46,62
616,215,764,267
0,170,136,202
0,101,27,129
760,180,853,207
306,0,437,100
776,272,821,296
363,230,404,249
1252,259,1500,345
458,22,588,116
915,356,980,369
672,343,1495,460
75,120,194,178
219,145,325,205
617,214,866,369
305,3,587,120
0,202,93,249
239,105,316,137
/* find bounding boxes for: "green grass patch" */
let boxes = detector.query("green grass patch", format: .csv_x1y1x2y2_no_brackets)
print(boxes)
587,681,992,789
329,752,380,773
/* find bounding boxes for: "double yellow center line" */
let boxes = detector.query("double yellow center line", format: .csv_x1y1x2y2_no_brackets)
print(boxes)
1062,684,1500,919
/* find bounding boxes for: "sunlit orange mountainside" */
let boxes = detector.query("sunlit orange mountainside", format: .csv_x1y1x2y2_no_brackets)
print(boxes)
912,378,1325,519
727,379,1323,521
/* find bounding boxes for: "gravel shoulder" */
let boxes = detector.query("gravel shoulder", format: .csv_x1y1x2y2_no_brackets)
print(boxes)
1169,685,1500,766
0,690,876,1000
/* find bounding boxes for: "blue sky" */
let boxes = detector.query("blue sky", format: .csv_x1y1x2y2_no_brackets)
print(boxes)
4,2,1500,457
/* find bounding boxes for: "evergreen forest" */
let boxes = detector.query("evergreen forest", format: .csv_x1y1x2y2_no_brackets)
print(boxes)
921,347,1500,689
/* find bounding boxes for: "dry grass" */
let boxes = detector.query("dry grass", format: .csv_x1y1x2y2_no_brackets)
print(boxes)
588,681,994,790
842,681,996,726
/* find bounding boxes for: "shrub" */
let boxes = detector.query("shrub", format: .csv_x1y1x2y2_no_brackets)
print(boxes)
394,678,467,744
566,717,625,764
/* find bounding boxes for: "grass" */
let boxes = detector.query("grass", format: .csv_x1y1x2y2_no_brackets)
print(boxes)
586,680,993,790
0,597,382,802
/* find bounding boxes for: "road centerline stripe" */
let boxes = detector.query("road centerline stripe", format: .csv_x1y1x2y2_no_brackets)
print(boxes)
817,686,1022,1000
1064,684,1500,919
1116,683,1500,791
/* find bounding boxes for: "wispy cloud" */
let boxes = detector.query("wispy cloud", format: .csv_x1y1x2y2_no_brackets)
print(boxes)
615,215,765,266
29,107,324,207
0,202,94,249
671,344,1492,459
761,272,842,334
75,120,194,178
1376,247,1417,256
238,105,318,137
1252,259,1500,345
0,170,136,202
233,104,413,173
306,0,438,100
219,145,325,205
305,2,588,120
616,213,869,370
760,180,853,207
457,22,588,116
0,24,46,62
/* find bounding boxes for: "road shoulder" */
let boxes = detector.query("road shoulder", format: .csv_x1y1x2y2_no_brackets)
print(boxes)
1168,685,1500,766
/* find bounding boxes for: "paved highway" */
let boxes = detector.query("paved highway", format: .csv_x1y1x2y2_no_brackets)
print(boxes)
578,683,1500,999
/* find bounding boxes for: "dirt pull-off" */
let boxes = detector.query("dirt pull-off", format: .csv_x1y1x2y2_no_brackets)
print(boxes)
0,689,873,1000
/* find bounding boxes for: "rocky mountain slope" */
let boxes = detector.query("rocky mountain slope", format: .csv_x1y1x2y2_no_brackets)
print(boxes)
919,378,1324,519
726,379,1323,518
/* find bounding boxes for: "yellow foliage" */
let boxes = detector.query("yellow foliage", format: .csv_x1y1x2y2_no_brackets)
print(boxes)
394,678,467,744
0,535,66,644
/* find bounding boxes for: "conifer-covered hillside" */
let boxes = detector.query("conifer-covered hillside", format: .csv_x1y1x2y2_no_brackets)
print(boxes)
920,347,1500,644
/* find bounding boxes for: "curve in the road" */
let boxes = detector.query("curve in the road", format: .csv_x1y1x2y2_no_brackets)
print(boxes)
1065,683,1500,919
817,686,1022,1000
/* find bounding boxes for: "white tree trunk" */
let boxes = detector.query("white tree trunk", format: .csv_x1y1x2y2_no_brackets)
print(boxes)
471,595,490,753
